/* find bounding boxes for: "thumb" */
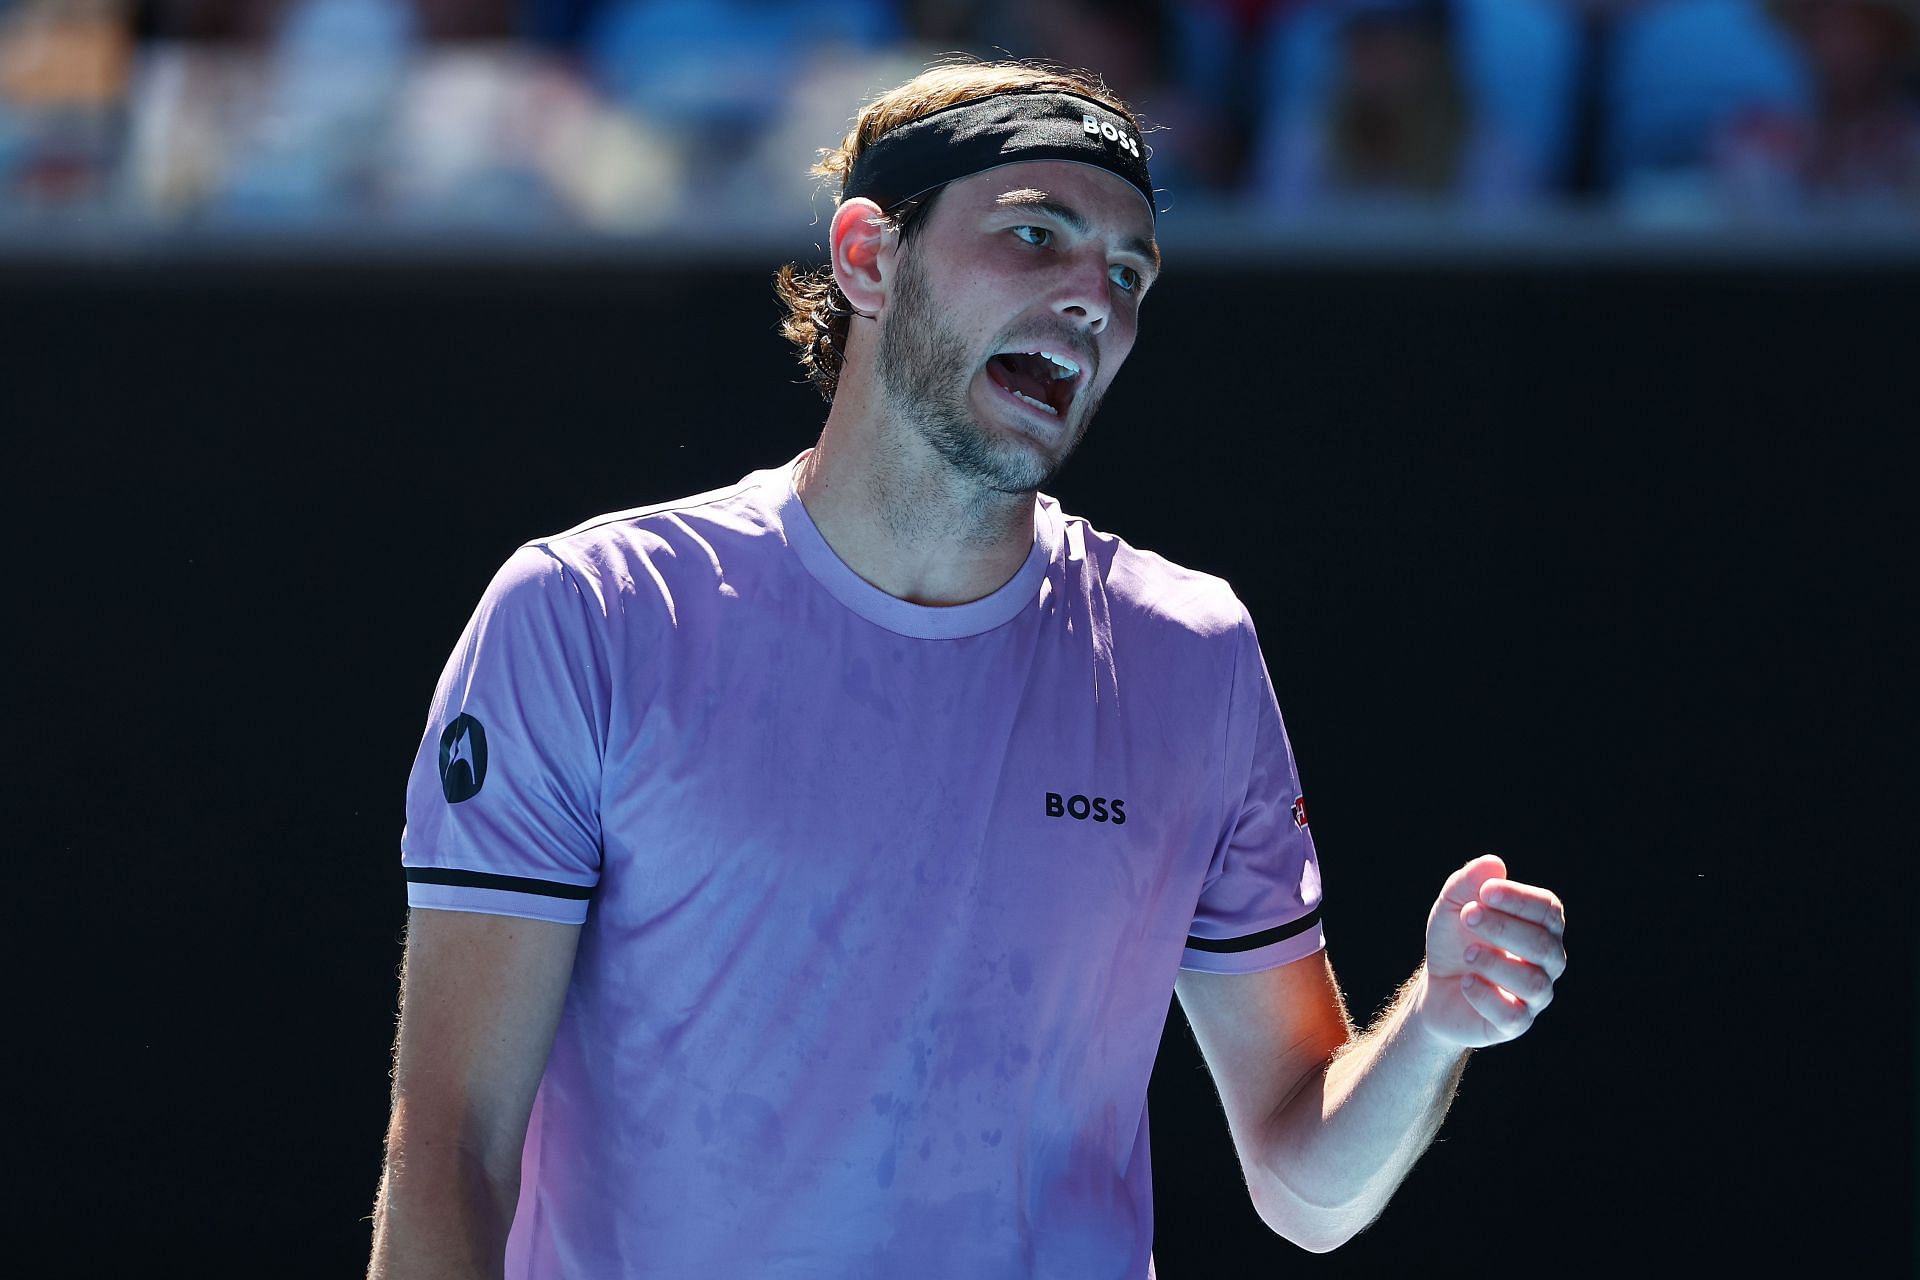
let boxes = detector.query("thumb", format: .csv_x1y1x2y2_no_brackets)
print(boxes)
1440,853,1508,907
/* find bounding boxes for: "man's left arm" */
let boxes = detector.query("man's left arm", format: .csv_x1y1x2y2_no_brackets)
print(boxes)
1175,853,1567,1253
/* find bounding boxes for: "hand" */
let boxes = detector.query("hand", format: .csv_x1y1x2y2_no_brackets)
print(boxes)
1413,854,1566,1050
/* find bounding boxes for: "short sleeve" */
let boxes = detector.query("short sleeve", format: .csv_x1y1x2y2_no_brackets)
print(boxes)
399,544,610,923
1181,607,1325,973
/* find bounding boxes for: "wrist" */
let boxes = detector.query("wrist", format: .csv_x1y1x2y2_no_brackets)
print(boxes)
1405,964,1471,1057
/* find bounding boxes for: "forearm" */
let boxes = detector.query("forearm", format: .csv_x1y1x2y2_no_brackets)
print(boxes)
1248,964,1467,1252
367,1110,520,1280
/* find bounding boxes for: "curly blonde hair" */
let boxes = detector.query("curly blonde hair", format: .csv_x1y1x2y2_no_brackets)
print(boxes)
773,59,1144,402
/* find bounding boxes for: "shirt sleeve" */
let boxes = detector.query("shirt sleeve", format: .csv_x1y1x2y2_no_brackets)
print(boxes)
399,543,611,924
1181,606,1325,973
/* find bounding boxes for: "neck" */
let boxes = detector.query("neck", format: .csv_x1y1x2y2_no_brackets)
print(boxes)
795,387,1038,608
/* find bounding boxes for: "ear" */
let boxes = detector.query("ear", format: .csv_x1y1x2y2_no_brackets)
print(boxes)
830,197,894,319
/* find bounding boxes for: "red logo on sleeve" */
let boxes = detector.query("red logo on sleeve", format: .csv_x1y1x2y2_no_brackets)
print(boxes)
1291,796,1309,830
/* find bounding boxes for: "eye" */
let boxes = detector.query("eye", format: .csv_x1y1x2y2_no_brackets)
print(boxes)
1109,263,1141,293
1011,225,1052,247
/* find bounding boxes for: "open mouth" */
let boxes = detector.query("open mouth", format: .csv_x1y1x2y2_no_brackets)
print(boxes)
983,348,1083,420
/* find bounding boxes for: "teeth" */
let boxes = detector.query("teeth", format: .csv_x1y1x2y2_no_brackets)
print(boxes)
1009,387,1057,415
1032,350,1080,380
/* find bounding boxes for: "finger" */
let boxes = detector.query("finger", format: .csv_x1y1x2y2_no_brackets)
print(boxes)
1462,944,1556,1012
1440,853,1509,907
1459,972,1533,1040
1460,901,1568,980
1480,880,1567,937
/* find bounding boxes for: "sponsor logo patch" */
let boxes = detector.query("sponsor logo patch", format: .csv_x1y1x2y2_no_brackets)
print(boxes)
1291,795,1309,830
439,713,489,804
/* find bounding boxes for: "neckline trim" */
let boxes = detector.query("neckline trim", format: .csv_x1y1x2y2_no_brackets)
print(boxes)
769,451,1062,640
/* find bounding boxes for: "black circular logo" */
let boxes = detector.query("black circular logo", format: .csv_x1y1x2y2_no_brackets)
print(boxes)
438,713,488,804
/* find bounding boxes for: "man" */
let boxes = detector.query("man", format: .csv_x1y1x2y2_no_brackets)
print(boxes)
368,60,1567,1278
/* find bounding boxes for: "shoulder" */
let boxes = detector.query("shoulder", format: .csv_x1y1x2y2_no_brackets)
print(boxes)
1050,499,1250,643
512,467,788,612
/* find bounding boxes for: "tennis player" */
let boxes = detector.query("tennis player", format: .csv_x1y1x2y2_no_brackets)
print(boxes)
368,58,1567,1279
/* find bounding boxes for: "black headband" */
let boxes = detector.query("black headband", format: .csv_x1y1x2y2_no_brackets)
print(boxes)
842,89,1156,221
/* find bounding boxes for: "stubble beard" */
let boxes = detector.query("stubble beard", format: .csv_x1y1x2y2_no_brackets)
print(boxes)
875,244,1100,499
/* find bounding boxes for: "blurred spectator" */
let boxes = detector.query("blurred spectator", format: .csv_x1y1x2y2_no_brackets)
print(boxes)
207,0,417,220
128,0,683,228
1603,0,1807,218
584,0,898,200
0,0,135,212
1713,0,1920,216
1251,0,1571,216
383,46,620,227
1162,0,1311,188
986,0,1240,195
27,0,1920,234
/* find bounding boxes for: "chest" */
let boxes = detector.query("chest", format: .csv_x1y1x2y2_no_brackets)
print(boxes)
593,595,1223,966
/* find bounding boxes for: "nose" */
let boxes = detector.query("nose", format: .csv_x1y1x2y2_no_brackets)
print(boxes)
1052,251,1112,335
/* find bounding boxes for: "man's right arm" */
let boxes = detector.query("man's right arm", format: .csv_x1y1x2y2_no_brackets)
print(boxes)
368,908,582,1280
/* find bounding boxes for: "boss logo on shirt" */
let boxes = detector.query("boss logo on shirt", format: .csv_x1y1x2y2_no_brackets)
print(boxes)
1045,791,1127,825
439,713,488,804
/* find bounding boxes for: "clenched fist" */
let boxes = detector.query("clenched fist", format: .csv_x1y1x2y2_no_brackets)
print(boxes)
1413,855,1567,1049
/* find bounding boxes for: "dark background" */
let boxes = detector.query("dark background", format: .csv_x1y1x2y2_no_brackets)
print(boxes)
7,249,1911,1272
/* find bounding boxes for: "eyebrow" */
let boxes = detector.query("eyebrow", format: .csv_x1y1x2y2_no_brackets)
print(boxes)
994,189,1162,275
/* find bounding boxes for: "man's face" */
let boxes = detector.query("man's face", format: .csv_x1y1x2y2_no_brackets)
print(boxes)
873,160,1160,496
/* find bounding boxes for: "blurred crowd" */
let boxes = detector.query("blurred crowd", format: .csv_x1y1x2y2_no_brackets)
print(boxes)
1,0,1916,234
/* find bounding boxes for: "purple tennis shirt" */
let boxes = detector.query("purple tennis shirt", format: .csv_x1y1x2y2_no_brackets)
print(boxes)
400,453,1325,1278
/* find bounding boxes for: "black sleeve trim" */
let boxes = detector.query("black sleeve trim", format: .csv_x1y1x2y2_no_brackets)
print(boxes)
405,867,595,901
1186,906,1322,954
